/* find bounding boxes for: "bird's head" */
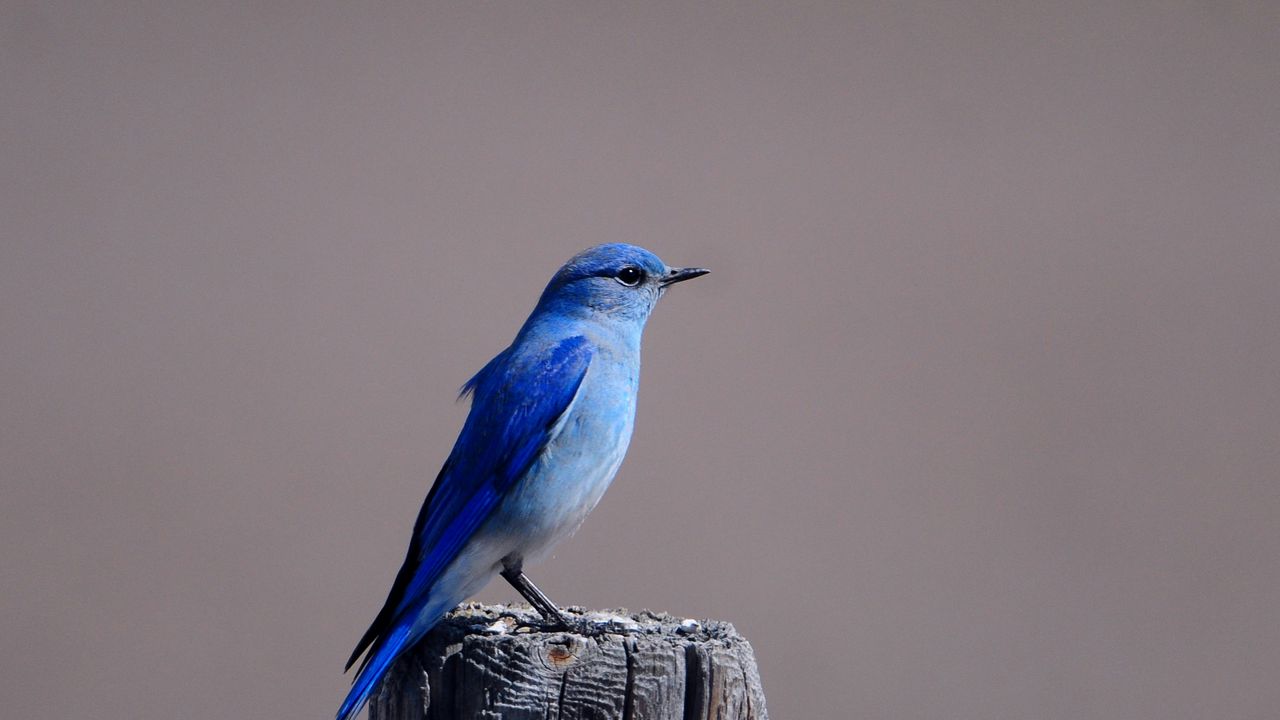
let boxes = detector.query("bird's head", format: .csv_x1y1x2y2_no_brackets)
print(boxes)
532,244,709,326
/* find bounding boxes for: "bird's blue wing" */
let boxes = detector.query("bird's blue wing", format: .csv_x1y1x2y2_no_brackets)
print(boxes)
343,334,594,674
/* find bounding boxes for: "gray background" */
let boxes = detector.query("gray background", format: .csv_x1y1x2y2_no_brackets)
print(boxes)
3,2,1278,719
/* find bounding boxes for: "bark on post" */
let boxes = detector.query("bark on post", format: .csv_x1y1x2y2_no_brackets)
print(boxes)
369,603,768,720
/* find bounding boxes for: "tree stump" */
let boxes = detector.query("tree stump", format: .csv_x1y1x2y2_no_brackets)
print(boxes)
369,603,768,720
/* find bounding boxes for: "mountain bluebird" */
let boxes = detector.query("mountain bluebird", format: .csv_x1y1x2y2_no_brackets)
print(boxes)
337,244,708,720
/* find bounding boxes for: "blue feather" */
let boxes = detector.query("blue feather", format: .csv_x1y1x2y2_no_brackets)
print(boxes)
338,335,593,720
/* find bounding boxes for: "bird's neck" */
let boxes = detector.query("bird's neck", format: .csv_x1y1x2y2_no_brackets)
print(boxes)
518,308,644,357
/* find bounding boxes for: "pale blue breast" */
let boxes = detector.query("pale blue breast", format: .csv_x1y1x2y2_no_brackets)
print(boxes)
486,349,638,566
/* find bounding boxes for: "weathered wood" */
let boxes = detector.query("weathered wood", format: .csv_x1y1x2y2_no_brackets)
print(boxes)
369,603,768,720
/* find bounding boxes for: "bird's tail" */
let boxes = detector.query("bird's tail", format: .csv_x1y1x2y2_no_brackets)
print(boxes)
338,569,481,719
335,624,413,720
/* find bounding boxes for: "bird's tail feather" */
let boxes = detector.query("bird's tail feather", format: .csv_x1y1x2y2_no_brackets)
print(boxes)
335,624,414,720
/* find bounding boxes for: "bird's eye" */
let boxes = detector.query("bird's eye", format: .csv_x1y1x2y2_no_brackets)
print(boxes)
615,266,644,287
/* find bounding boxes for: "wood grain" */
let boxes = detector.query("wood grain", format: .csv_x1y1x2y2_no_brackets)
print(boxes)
368,603,768,720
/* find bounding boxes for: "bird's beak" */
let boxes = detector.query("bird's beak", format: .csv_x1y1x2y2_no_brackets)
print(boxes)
659,267,710,288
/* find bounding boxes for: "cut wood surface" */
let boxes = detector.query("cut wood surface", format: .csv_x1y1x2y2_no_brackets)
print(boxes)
370,603,768,720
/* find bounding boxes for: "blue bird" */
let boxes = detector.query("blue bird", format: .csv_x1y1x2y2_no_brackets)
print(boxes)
337,244,708,720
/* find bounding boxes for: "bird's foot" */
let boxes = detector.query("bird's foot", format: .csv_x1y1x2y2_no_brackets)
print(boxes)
533,605,573,632
500,566,576,630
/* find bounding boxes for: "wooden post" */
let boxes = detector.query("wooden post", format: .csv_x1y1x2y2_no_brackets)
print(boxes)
369,602,768,720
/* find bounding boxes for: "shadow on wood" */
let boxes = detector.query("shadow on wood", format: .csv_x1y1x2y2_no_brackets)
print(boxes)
370,603,768,720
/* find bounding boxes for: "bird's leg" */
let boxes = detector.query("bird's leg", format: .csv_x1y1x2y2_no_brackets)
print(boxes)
500,560,571,629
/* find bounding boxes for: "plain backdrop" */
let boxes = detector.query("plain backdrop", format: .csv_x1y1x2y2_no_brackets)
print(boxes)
3,2,1279,719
